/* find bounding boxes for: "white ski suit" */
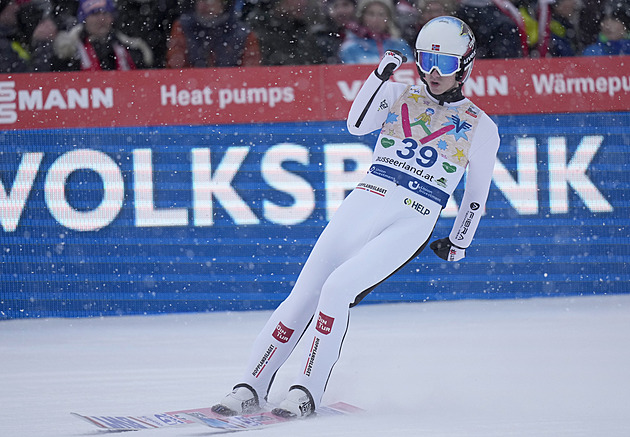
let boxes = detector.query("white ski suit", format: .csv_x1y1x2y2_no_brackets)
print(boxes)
235,69,500,408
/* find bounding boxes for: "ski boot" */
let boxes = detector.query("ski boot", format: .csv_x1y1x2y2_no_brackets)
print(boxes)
211,384,259,416
271,386,315,419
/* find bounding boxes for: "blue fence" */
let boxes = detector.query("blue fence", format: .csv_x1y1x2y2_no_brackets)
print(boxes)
1,112,629,319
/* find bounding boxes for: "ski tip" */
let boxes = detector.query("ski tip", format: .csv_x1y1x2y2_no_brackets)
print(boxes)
70,411,170,432
71,412,136,432
70,412,108,430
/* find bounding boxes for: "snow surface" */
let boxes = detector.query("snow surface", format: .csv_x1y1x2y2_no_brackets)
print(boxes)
2,295,630,437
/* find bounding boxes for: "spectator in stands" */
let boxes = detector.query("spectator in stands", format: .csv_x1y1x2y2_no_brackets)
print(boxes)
339,0,413,64
455,0,525,58
395,0,419,49
117,0,180,68
313,0,359,64
53,0,153,71
418,0,453,28
166,0,260,68
548,0,580,56
50,0,78,30
400,0,451,49
583,7,630,56
0,0,29,72
244,0,325,65
577,0,605,50
14,0,65,72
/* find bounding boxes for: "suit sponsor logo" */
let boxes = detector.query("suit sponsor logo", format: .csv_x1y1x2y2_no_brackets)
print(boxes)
454,211,475,241
357,182,387,197
303,336,320,377
404,198,431,215
272,321,294,343
252,344,277,378
316,311,334,335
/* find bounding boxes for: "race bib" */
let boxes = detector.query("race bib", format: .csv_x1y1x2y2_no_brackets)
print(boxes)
370,85,483,205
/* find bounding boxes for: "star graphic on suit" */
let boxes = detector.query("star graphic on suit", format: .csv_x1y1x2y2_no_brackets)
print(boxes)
385,112,399,124
443,115,472,142
408,93,422,102
453,148,466,161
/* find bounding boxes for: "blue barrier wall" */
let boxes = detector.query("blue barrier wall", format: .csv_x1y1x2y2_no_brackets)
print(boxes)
1,112,629,319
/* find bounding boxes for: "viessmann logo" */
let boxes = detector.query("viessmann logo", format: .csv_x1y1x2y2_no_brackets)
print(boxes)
0,81,113,124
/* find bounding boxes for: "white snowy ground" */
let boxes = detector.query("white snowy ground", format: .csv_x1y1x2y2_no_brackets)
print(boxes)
2,295,630,437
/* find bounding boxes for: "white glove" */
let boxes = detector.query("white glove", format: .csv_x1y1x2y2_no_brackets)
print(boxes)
374,50,407,81
53,30,77,59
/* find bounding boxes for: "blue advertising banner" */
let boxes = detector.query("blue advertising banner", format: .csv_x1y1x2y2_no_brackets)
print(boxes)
1,112,628,318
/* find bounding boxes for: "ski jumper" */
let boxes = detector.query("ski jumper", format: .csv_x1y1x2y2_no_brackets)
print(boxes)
235,71,500,408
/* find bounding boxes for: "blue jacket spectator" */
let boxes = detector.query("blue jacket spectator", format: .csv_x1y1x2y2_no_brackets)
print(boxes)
339,0,413,64
583,13,630,56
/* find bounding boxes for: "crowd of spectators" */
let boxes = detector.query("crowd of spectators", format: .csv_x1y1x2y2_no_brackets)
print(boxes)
1,0,629,73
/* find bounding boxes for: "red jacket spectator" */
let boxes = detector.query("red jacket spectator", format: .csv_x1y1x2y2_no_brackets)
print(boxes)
53,0,153,71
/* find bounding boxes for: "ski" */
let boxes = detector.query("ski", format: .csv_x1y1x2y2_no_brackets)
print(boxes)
72,401,362,432
183,401,363,432
71,406,220,431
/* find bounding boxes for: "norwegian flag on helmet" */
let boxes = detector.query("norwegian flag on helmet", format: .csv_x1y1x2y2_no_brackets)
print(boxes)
431,44,440,51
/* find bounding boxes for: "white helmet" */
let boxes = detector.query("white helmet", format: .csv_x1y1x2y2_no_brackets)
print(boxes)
415,16,476,84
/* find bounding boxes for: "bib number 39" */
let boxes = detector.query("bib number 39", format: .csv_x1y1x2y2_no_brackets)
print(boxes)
396,138,438,168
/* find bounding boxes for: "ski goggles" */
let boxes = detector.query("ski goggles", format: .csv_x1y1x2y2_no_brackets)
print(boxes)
416,50,460,76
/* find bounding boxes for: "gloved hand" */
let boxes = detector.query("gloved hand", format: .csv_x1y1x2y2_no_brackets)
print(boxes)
374,50,407,81
430,237,466,262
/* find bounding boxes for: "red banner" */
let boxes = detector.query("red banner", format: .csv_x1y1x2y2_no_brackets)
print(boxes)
1,56,628,130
